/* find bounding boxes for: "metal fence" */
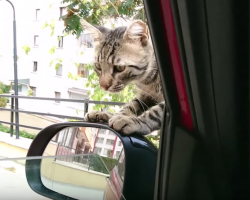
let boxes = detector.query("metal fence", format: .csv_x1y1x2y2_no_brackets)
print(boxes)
0,94,125,139
54,143,109,174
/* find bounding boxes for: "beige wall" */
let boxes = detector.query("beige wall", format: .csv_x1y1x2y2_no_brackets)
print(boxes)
41,158,108,190
43,142,58,156
0,142,28,165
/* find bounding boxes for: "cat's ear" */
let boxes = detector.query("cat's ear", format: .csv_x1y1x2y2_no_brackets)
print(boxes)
80,19,109,44
123,20,149,46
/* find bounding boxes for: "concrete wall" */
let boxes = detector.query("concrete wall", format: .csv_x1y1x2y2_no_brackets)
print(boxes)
41,158,108,190
0,141,28,165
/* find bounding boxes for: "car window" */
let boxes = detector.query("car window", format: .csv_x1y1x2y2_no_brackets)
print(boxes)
0,0,163,199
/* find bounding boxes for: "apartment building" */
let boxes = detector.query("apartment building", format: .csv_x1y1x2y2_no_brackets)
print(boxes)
0,0,125,158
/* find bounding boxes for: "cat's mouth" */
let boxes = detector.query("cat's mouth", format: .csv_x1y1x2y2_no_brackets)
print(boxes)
108,84,125,93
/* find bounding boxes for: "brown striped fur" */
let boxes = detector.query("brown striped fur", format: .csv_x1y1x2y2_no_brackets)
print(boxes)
81,19,165,135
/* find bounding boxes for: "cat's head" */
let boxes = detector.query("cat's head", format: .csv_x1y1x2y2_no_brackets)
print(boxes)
80,19,154,93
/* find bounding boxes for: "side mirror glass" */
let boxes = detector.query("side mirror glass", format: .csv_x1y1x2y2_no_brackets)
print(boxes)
41,127,125,200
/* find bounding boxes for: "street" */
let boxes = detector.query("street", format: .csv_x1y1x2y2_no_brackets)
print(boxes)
0,159,49,200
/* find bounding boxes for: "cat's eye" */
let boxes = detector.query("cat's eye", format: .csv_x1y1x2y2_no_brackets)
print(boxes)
115,65,126,72
95,63,101,70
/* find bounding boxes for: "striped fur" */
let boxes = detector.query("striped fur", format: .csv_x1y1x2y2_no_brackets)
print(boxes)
82,19,165,135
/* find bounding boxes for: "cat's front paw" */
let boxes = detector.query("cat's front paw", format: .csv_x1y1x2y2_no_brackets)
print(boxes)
109,115,141,135
85,111,112,123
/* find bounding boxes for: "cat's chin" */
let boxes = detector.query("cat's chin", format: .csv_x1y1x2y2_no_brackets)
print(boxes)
107,90,122,94
107,88,124,94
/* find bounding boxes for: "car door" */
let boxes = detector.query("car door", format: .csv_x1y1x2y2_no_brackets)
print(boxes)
144,0,249,199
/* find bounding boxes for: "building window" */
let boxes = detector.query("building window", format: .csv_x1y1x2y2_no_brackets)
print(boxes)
104,149,112,157
35,9,40,20
34,35,39,46
115,151,121,158
60,7,67,18
55,92,61,103
58,36,63,48
18,85,22,92
78,64,88,78
94,147,102,154
106,139,115,145
96,137,104,144
33,62,37,72
108,131,115,136
68,92,87,110
78,33,93,48
30,86,36,97
56,65,62,76
98,129,106,135
118,141,122,146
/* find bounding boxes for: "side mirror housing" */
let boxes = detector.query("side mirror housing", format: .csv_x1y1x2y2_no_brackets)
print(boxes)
25,122,157,200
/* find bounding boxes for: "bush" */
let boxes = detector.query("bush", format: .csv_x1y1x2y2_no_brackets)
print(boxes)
101,156,118,171
0,123,35,139
89,155,109,174
0,89,7,108
0,82,10,93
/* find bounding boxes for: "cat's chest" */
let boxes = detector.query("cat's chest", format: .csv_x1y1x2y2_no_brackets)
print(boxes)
135,82,164,103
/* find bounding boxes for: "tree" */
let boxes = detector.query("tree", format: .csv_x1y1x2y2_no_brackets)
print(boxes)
0,82,10,93
61,0,145,37
0,89,7,108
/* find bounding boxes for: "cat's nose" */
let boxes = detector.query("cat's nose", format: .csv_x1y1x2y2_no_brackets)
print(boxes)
101,84,111,91
100,78,112,91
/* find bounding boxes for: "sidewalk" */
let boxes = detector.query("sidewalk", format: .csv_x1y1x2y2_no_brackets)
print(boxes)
0,131,32,151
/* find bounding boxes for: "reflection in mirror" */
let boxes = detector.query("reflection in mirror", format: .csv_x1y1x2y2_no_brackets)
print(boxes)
41,127,125,200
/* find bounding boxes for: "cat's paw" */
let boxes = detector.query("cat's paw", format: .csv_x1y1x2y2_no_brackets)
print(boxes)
109,115,140,135
85,111,112,123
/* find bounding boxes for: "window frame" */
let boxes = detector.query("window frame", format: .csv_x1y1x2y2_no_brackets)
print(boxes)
34,35,39,46
35,9,40,20
58,36,63,48
55,92,61,103
33,61,38,72
56,65,62,76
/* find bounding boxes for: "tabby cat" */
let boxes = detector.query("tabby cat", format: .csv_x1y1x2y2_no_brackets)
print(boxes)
81,19,165,135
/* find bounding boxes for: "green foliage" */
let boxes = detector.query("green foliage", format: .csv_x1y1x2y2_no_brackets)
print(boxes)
0,89,7,108
68,72,80,80
49,46,56,54
145,131,160,149
85,64,136,111
61,0,145,37
0,82,10,93
101,156,118,171
22,45,31,55
89,155,109,174
0,123,35,139
43,20,55,36
49,58,63,70
27,87,34,97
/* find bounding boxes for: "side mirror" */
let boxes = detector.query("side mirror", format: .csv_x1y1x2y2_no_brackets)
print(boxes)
25,122,157,200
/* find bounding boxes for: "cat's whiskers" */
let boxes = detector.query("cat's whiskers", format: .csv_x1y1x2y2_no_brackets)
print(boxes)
136,87,158,103
135,98,148,112
130,100,138,116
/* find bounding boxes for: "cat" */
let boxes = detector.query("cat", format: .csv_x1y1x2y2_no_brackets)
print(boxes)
81,19,165,135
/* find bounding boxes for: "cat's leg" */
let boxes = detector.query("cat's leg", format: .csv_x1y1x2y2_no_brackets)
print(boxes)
85,98,149,122
109,101,165,135
85,111,113,122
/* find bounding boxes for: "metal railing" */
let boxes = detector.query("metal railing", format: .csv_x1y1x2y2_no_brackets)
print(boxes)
0,94,125,139
54,143,109,174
